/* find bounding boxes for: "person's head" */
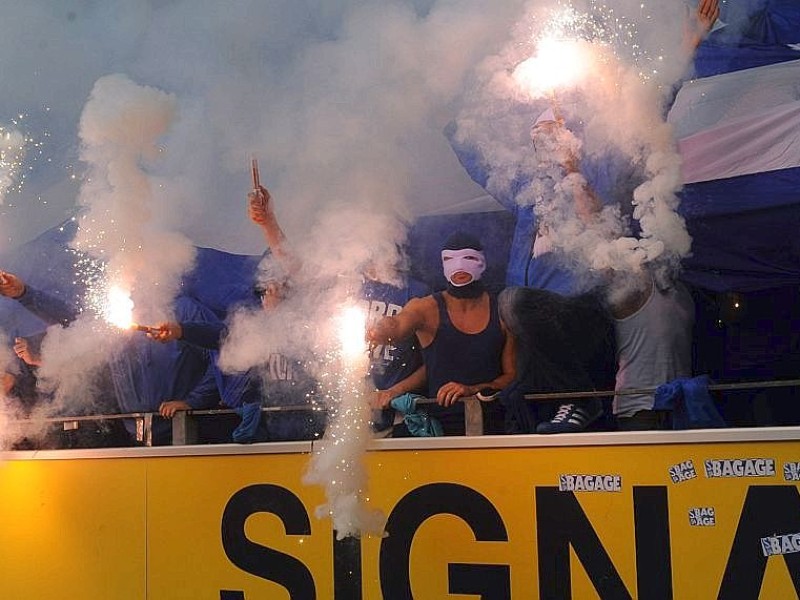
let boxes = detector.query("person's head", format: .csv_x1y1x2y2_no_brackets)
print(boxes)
529,107,560,139
441,231,486,299
254,256,291,311
254,281,288,311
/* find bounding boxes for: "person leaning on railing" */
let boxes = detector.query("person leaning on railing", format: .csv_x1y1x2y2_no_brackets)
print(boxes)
367,231,515,436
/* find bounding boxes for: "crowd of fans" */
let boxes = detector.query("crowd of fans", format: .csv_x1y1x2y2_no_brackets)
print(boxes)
6,0,790,449
0,170,727,450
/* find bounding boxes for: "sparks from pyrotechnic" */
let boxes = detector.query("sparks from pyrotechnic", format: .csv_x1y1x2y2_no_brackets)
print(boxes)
0,115,44,202
336,304,368,364
103,284,135,329
513,0,655,100
304,299,384,539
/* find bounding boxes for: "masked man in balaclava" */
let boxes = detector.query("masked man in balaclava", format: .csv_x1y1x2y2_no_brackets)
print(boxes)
367,231,515,435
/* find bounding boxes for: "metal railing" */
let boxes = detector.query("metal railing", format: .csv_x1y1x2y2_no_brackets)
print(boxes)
3,396,486,446
522,378,800,401
4,378,800,446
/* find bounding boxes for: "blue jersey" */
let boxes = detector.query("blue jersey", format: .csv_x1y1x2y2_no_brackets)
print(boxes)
361,278,428,391
180,318,321,441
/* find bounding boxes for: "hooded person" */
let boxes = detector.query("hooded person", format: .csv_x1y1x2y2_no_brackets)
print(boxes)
498,286,616,434
367,231,516,436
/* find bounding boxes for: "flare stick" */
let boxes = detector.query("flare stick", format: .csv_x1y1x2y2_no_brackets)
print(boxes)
251,157,260,191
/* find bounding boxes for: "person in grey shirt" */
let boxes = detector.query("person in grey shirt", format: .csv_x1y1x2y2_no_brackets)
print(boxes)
611,274,695,430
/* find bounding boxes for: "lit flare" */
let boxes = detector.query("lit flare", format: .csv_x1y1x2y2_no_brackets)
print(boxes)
336,304,368,364
104,285,135,329
102,285,157,333
513,36,592,98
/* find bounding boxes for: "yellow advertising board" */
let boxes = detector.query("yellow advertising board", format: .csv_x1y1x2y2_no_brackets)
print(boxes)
2,429,800,599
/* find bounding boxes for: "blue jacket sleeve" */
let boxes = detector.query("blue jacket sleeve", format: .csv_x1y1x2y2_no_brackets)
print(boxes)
179,321,228,351
444,120,522,213
17,286,78,327
184,361,222,410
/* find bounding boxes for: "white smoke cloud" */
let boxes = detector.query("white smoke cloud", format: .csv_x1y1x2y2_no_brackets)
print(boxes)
303,301,385,540
73,73,195,321
0,333,20,449
36,317,125,413
31,74,196,410
452,0,696,294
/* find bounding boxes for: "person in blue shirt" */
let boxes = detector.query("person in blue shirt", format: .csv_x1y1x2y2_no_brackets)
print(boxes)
149,184,324,443
0,269,220,445
362,265,429,435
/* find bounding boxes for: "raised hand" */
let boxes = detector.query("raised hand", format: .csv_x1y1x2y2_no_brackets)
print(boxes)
247,185,273,225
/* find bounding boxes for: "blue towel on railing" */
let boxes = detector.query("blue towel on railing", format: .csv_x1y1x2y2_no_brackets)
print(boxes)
390,393,444,437
654,375,726,429
232,402,268,443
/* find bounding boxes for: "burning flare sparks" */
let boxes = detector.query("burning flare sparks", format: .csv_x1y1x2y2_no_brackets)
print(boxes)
103,285,135,329
336,304,369,365
513,2,649,99
304,300,385,539
513,36,593,97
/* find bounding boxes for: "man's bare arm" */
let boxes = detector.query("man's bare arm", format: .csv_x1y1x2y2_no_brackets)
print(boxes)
248,185,300,274
366,297,430,345
683,0,720,53
435,326,516,406
473,323,516,393
371,365,427,409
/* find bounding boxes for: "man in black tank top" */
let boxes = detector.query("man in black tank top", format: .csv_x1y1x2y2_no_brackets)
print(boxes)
367,232,516,435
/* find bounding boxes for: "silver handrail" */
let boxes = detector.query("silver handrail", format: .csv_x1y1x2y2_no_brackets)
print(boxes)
522,378,800,401
4,378,799,445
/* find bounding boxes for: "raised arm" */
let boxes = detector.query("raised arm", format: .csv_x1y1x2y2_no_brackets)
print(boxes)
531,118,602,223
0,270,78,326
683,0,720,53
249,186,285,253
248,185,301,276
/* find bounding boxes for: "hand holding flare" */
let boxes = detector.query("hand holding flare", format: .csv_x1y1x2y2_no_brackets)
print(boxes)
248,158,272,225
0,270,25,298
131,323,159,335
146,322,183,343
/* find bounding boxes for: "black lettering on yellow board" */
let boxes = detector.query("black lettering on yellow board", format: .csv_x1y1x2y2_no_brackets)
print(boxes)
380,483,510,600
536,486,672,600
719,485,800,599
220,484,315,599
334,533,362,599
634,487,673,600
218,482,800,599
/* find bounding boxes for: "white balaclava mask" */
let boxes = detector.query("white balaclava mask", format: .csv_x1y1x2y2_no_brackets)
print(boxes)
441,232,487,298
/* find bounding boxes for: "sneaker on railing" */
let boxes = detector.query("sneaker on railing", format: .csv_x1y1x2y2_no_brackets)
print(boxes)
536,402,602,434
